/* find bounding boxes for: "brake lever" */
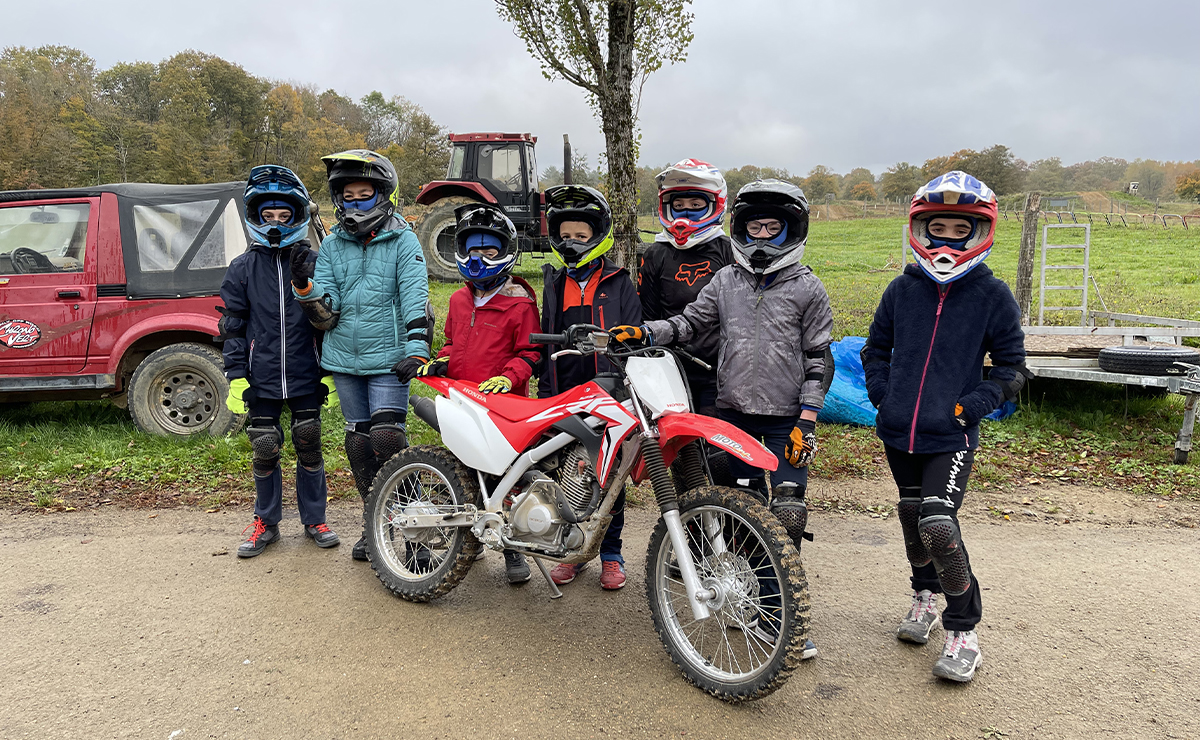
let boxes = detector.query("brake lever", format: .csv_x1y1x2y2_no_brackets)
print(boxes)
675,348,713,371
551,349,586,361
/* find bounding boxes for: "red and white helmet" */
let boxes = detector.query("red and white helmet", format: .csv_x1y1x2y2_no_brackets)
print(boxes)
908,170,998,284
655,159,728,249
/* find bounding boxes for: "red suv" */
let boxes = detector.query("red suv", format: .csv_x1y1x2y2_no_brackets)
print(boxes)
0,182,325,437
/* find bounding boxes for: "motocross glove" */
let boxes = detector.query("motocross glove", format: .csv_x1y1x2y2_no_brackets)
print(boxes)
417,357,450,378
611,325,651,345
226,377,251,414
391,357,430,383
955,403,968,427
784,418,818,468
478,376,513,394
321,376,339,408
289,240,316,289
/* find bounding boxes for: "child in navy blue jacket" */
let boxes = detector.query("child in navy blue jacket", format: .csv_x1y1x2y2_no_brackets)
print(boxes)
220,166,338,558
862,171,1027,683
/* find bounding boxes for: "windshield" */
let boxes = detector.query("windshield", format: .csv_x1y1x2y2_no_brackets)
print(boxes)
0,203,90,275
478,144,524,193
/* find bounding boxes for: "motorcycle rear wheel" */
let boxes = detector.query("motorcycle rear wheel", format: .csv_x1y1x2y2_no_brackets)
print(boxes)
366,445,483,602
645,486,810,702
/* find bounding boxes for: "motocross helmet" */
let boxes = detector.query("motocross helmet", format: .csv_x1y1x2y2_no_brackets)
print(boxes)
729,179,810,276
655,159,728,249
244,165,311,248
545,184,614,268
908,170,997,284
322,149,399,237
455,203,519,291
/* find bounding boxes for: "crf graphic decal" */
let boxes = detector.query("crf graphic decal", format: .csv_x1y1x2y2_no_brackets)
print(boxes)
0,319,41,349
675,261,713,287
711,433,753,461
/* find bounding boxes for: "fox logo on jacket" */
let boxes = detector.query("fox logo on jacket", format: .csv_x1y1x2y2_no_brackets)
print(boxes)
675,261,713,287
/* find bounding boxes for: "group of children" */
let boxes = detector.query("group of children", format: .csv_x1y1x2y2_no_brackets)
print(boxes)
222,149,1025,685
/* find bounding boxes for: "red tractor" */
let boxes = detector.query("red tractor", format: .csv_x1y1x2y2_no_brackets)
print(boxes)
412,132,573,281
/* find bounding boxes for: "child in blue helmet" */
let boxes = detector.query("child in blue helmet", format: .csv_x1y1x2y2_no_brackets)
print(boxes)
862,171,1028,683
395,203,542,584
220,165,338,558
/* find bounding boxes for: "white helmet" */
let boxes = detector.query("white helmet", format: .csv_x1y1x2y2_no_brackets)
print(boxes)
654,159,728,249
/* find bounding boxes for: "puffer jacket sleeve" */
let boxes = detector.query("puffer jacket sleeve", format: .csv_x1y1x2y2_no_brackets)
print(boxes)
644,269,721,346
300,234,341,311
863,280,897,409
396,230,432,359
797,277,833,409
956,281,1027,426
219,256,250,379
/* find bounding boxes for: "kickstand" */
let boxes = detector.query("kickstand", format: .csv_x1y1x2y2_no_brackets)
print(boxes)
532,557,563,599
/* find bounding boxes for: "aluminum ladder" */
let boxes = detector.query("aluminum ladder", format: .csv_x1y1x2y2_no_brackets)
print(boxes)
1037,224,1090,326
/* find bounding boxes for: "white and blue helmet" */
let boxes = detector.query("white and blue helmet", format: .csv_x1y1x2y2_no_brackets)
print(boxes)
455,203,519,291
244,165,311,248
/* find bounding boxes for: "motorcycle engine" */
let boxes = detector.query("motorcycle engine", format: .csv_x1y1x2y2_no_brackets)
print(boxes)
554,443,599,516
509,473,584,551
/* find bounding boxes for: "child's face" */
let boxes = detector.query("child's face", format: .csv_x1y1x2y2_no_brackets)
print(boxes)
343,181,376,202
928,217,973,240
470,247,500,260
260,207,293,225
559,221,593,242
745,218,783,238
670,195,708,212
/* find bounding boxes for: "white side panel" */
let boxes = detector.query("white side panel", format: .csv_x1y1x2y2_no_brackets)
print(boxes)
435,390,519,475
627,355,690,418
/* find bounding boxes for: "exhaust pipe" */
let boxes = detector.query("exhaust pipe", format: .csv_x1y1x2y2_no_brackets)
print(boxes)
563,134,572,185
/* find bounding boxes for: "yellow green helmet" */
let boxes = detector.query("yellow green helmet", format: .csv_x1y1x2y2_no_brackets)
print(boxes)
545,184,614,267
322,149,399,236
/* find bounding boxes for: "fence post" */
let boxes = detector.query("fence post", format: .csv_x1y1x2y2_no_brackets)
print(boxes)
1015,191,1041,325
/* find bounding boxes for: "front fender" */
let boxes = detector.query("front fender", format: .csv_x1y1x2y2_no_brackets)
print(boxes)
656,412,778,472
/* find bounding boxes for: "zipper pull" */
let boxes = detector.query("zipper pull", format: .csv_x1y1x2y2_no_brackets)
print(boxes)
470,308,476,328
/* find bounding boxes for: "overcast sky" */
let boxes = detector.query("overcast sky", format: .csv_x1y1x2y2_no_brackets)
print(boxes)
3,0,1197,176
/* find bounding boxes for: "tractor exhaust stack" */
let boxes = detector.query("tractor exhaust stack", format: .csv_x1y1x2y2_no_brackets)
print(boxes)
563,134,573,185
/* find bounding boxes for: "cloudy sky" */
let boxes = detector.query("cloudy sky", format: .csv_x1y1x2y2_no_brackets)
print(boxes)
3,0,1197,176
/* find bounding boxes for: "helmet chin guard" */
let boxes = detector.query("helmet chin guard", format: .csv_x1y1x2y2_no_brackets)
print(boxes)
909,171,997,284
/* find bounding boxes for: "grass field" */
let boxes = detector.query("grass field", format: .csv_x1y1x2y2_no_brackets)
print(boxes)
3,216,1198,511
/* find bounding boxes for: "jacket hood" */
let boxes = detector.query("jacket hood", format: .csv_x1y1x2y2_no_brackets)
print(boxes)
461,275,538,307
902,261,993,284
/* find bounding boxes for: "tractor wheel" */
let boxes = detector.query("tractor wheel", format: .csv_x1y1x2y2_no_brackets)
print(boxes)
127,342,244,438
414,197,475,282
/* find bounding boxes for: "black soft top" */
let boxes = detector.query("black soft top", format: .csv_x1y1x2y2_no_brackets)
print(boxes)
0,182,243,204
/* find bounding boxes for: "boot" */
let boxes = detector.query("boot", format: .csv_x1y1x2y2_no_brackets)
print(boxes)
503,550,531,584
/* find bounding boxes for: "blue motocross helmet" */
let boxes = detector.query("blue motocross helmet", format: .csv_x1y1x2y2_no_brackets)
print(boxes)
455,203,519,291
244,165,311,248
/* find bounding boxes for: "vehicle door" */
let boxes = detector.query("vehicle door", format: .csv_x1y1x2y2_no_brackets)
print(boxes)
0,198,99,375
476,143,536,225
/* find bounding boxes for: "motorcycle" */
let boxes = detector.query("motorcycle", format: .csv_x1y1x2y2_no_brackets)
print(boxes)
364,324,811,701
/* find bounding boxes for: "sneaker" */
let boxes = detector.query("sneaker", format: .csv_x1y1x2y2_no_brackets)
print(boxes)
503,550,532,584
237,516,280,558
304,523,340,548
475,549,487,561
600,560,626,590
897,589,941,645
933,630,983,682
351,533,369,562
550,562,585,585
747,621,818,660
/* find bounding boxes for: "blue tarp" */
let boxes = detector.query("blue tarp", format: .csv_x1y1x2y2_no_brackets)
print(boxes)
815,336,1018,426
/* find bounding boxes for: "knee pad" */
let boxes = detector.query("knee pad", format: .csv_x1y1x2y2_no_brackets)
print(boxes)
917,497,972,596
291,416,323,469
247,422,282,477
706,446,735,487
770,483,811,550
344,425,378,498
369,410,407,462
897,493,931,567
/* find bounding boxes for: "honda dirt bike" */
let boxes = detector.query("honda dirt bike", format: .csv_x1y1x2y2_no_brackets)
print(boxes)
364,324,811,701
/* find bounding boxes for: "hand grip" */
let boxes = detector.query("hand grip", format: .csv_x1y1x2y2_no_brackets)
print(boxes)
529,332,566,345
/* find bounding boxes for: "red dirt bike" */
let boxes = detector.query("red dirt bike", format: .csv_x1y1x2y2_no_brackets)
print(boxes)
364,324,810,701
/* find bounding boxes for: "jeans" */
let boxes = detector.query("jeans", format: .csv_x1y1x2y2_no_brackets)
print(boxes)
246,392,328,526
717,408,809,492
333,372,410,426
600,486,626,564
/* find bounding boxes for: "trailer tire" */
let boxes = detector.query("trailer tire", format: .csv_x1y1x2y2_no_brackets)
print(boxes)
413,197,476,282
128,342,244,437
1097,346,1200,376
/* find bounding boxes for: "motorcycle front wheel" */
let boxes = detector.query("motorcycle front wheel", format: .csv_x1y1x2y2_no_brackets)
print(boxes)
365,445,483,603
645,486,810,702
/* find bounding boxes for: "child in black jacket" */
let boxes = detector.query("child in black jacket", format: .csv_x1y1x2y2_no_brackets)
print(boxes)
862,171,1028,683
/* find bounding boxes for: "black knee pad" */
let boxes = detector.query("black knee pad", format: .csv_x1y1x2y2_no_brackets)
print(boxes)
770,483,810,551
247,422,282,477
706,446,735,487
897,493,931,567
918,497,972,596
369,410,407,462
344,426,378,499
291,416,323,468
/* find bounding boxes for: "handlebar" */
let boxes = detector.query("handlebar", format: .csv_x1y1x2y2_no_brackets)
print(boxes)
529,332,567,346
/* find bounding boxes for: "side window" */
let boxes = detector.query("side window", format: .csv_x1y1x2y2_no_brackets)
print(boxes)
132,199,227,272
478,144,523,192
188,200,245,270
0,203,90,275
447,145,466,179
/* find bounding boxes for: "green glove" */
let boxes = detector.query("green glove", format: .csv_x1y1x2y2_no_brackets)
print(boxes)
478,376,513,394
322,376,339,408
226,377,250,414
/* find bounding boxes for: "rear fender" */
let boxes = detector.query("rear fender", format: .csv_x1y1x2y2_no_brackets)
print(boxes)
655,412,779,472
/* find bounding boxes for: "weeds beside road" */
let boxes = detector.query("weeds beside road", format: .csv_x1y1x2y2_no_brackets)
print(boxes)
2,217,1197,511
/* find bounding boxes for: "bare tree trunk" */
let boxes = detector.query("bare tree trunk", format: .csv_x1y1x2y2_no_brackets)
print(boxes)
1015,191,1041,324
602,0,639,270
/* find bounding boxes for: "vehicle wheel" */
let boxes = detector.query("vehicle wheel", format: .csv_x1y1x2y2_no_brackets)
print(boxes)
645,486,809,703
1174,449,1189,465
127,342,243,437
413,197,475,282
366,445,483,602
1097,346,1200,376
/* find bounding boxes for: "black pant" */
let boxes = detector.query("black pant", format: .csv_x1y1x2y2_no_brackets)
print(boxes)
883,445,983,632
248,392,328,527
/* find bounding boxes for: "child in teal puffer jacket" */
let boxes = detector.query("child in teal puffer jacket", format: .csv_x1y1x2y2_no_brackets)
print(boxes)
292,149,431,562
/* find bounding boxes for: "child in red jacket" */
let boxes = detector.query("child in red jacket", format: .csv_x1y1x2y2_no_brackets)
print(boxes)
395,203,541,583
